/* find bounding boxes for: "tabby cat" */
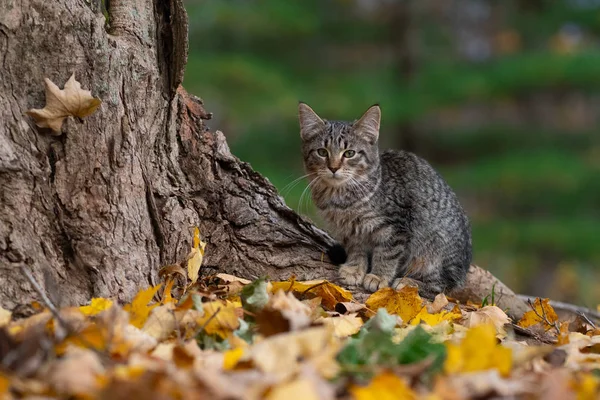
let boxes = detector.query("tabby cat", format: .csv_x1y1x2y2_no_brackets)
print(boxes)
298,103,472,298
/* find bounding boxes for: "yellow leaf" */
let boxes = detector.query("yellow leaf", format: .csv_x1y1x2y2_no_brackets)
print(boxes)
350,372,417,400
444,324,512,376
517,298,558,331
187,228,206,284
197,300,240,339
365,287,423,323
142,304,176,340
162,279,177,304
79,298,114,316
319,314,364,337
270,279,352,310
223,347,245,370
573,373,600,400
26,74,101,134
123,284,163,328
410,306,461,327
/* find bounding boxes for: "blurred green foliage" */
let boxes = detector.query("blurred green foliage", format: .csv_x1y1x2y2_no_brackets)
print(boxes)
184,0,600,306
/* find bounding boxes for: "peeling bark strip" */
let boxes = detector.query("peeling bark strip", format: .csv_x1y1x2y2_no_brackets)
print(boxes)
0,0,530,318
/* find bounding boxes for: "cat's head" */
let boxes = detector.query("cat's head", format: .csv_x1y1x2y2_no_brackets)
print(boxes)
298,103,380,186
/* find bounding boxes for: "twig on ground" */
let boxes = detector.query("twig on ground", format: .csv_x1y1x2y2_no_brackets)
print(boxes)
527,299,561,336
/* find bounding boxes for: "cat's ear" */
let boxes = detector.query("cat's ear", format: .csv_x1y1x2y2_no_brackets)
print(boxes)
298,102,324,141
354,104,380,144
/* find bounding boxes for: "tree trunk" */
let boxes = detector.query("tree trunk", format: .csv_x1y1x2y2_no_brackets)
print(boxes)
0,0,337,310
0,0,531,319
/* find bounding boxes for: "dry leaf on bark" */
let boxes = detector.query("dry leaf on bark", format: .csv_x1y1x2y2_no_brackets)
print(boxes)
26,74,101,134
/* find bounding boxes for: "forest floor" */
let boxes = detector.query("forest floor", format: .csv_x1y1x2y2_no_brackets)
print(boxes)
2,230,600,399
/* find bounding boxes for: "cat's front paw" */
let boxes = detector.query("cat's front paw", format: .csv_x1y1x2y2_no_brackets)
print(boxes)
338,264,365,286
363,273,389,292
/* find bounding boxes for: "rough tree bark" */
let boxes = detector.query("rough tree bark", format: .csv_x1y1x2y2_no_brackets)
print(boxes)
0,0,530,318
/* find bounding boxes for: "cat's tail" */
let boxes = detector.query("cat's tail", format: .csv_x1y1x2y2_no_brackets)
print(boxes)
326,243,347,265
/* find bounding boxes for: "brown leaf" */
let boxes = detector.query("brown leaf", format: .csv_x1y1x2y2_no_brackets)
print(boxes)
26,74,101,134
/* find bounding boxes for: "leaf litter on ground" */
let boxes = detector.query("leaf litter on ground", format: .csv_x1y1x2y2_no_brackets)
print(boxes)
2,231,600,399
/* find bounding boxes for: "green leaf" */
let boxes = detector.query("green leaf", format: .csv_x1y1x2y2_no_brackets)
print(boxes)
241,277,269,313
338,324,446,380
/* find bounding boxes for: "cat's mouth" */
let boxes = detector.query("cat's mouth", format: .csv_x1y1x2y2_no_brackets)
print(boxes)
324,173,349,186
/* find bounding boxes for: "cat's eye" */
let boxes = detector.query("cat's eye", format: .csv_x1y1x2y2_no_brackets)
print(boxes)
343,150,356,158
316,148,328,157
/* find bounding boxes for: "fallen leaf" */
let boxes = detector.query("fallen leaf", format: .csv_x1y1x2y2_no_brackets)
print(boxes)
123,284,163,328
410,306,462,327
223,347,245,370
79,298,114,316
142,303,176,341
318,314,363,338
241,277,269,313
42,347,104,396
365,287,423,323
427,293,449,314
350,372,417,400
518,298,559,332
270,279,352,310
266,376,321,400
187,227,206,284
26,74,101,134
462,306,510,334
445,324,512,376
197,300,241,339
250,326,341,381
162,279,177,304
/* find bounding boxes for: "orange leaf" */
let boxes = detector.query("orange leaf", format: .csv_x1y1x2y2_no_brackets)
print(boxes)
517,298,558,331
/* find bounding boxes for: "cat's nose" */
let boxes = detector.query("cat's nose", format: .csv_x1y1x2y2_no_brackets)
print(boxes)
328,166,340,174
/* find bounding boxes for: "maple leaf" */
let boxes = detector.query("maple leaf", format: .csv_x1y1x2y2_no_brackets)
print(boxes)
123,284,163,328
197,300,241,339
518,298,559,331
444,324,512,376
270,279,352,310
187,227,206,284
79,298,114,316
410,305,462,327
350,372,417,400
365,286,423,323
26,74,101,134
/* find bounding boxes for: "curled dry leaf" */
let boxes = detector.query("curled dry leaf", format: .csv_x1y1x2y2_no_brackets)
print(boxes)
427,293,449,314
462,305,510,334
187,227,207,284
26,74,101,134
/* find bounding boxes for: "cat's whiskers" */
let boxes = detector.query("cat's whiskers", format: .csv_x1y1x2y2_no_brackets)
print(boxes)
298,175,322,215
281,173,317,198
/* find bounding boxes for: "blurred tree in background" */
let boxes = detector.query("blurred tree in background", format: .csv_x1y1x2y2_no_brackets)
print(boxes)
183,0,600,306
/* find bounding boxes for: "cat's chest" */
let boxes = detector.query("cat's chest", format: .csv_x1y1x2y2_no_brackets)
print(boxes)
321,206,385,239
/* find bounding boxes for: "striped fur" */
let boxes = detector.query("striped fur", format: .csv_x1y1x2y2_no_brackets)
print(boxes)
298,103,472,298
